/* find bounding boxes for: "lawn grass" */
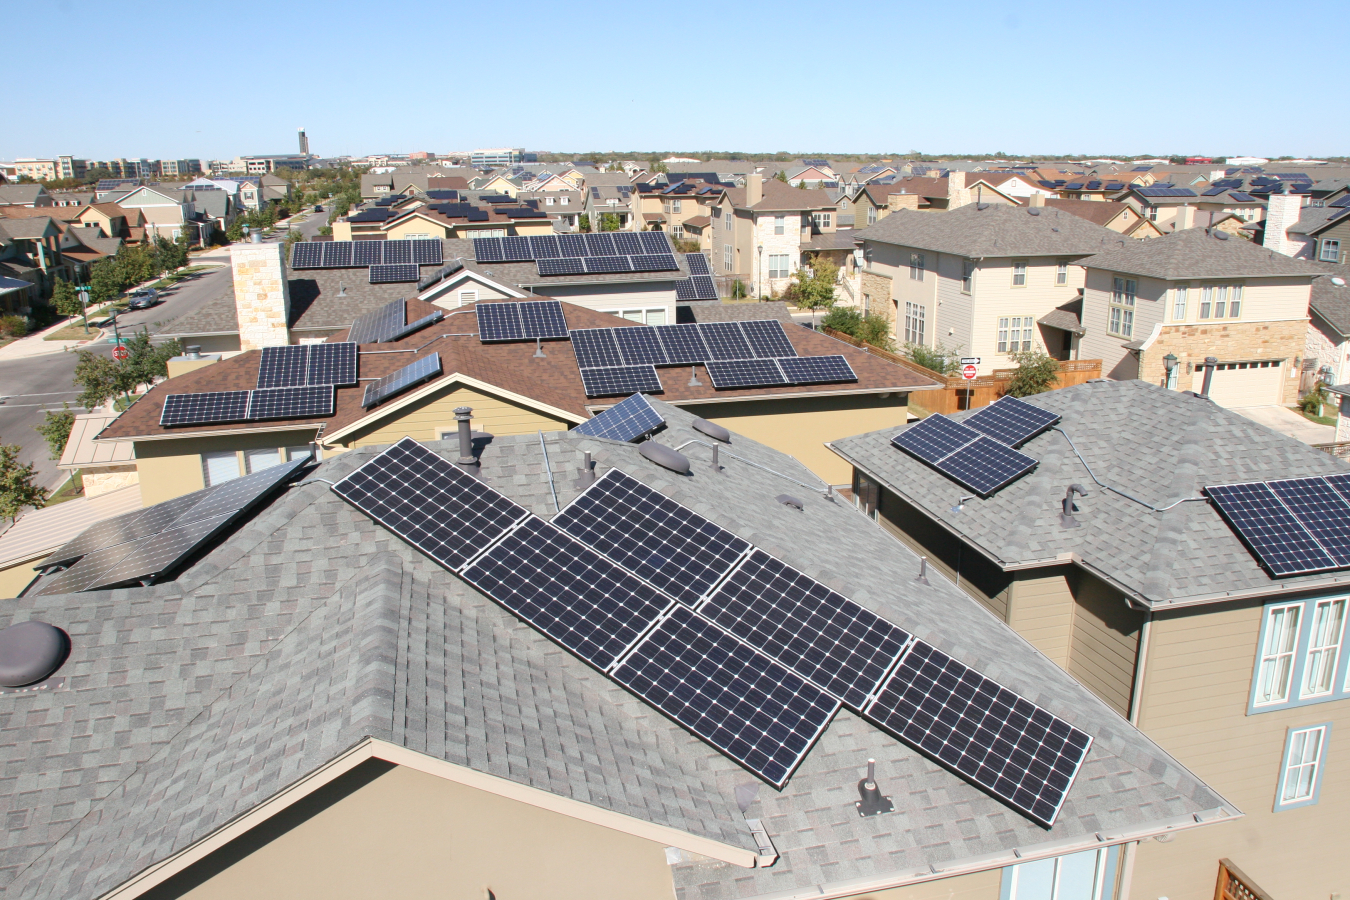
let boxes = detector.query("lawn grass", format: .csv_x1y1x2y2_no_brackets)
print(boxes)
46,472,84,506
1296,407,1338,427
42,322,100,341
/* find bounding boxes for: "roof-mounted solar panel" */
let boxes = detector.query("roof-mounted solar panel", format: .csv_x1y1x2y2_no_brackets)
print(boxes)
963,396,1061,447
362,353,442,408
572,393,665,443
579,365,661,397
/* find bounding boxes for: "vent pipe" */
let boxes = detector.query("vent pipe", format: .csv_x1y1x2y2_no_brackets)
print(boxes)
855,758,894,817
573,450,596,489
1199,357,1218,399
1060,484,1090,528
454,406,479,475
184,345,202,360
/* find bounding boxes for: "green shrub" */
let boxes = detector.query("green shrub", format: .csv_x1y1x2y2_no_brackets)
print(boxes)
822,306,897,353
1005,348,1061,397
903,340,962,375
0,315,27,338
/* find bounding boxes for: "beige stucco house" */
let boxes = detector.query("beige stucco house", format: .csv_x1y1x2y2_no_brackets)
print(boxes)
711,175,836,296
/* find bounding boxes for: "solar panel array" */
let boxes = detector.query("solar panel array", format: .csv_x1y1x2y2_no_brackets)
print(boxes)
370,263,421,283
256,342,358,389
471,232,683,277
292,240,442,269
348,299,406,344
572,392,665,442
476,300,569,342
704,356,857,390
1206,474,1350,577
579,365,662,397
37,456,309,594
362,353,443,408
962,396,1062,448
676,275,719,300
161,385,335,426
891,414,1038,496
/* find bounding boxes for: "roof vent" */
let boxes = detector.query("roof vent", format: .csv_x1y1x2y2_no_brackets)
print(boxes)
855,758,894,817
1027,207,1041,216
184,345,202,360
692,418,730,442
1060,484,1090,529
1214,229,1229,240
776,494,804,510
976,203,990,211
0,621,70,687
1333,277,1347,287
639,441,690,474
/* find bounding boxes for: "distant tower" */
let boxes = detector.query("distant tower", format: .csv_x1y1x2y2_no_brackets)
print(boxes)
298,127,309,157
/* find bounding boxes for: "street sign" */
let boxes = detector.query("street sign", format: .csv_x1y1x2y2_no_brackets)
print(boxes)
112,345,129,361
959,357,981,366
961,364,978,380
77,291,89,304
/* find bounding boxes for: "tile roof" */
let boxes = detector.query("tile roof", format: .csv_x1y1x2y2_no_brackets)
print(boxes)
1,403,1230,899
832,379,1350,609
855,204,1120,258
1076,225,1327,279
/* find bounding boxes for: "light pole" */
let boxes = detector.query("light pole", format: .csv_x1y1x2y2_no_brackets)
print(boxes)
756,243,763,300
1163,352,1178,390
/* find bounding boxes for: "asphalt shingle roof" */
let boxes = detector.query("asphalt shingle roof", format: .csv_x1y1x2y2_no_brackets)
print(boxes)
853,204,1121,258
1,402,1229,899
1307,260,1350,338
1076,226,1328,280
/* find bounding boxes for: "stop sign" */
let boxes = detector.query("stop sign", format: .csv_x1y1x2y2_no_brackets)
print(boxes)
112,345,129,361
961,364,977,380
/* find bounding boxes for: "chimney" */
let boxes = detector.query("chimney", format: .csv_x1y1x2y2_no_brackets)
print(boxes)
230,240,292,350
1263,193,1303,257
1028,193,1045,208
946,171,971,209
745,173,762,207
887,192,920,212
1176,204,1196,231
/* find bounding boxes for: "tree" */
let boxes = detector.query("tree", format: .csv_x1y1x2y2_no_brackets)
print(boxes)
822,306,898,353
72,332,180,409
52,279,84,320
0,441,45,523
121,331,181,394
647,158,668,174
1004,347,1061,397
35,404,75,460
775,171,789,183
578,214,591,233
600,213,621,232
901,339,961,374
226,218,244,243
72,350,124,409
786,254,837,326
89,257,121,305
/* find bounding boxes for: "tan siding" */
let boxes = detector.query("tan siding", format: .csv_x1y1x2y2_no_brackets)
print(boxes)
0,556,43,599
132,430,320,505
343,385,569,449
1007,572,1074,667
1130,600,1350,900
1066,575,1141,718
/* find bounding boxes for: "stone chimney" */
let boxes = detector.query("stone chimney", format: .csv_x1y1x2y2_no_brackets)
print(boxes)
887,192,920,212
1028,193,1045,208
745,173,762,207
1263,193,1304,257
230,241,292,350
946,171,972,209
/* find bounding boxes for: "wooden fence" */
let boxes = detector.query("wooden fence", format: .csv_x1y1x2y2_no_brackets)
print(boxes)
1215,858,1274,900
820,327,1101,415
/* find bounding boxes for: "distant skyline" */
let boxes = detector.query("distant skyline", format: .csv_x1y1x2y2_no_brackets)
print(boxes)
6,0,1346,162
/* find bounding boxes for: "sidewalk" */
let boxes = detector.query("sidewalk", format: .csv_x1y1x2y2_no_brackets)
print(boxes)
0,316,106,361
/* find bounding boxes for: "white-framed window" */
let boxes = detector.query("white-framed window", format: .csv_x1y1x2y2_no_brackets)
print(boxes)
910,253,924,281
1255,603,1302,706
560,196,569,206
1321,239,1340,263
839,198,850,211
1056,260,1068,285
545,196,554,206
672,199,682,214
662,200,671,214
768,254,790,279
1302,598,1346,698
1276,724,1330,810
724,209,732,231
404,233,431,240
1147,205,1158,221
862,293,870,316
1230,284,1243,317
867,206,877,225
812,212,832,229
774,216,785,235
284,445,311,462
1002,847,1118,900
997,316,1034,353
244,448,282,474
1011,259,1027,287
458,289,478,307
670,224,683,239
904,302,925,344
723,244,733,272
608,307,667,326
962,259,974,294
1173,284,1188,320
202,450,241,487
1108,277,1136,337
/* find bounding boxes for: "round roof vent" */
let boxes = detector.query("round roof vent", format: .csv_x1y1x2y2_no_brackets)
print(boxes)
639,442,690,475
1027,207,1041,216
1213,229,1230,240
776,494,805,510
1332,277,1346,287
0,621,70,687
692,418,731,442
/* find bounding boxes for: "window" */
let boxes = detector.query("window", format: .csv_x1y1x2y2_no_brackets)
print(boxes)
609,307,667,326
1199,285,1212,319
867,206,877,225
1002,847,1119,900
774,216,785,235
1056,260,1068,285
768,254,790,279
910,253,924,281
545,196,554,206
1147,205,1158,221
1199,284,1241,319
1302,599,1346,698
1229,284,1242,317
202,450,240,487
1011,259,1027,287
244,448,282,474
1321,239,1341,263
1212,285,1228,318
862,293,871,316
1276,725,1329,810
962,259,974,294
670,224,683,239
1108,277,1136,338
904,302,925,345
812,212,832,229
405,233,430,240
672,199,681,214
458,289,477,307
723,244,733,272
724,210,732,231
839,198,850,211
284,445,311,462
1173,284,1188,320
997,316,1033,353
560,196,569,206
1255,604,1301,706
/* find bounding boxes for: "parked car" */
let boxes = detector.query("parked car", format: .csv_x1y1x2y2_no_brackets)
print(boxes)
127,288,158,309
314,205,323,212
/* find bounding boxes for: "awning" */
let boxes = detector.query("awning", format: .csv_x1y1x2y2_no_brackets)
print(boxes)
1038,306,1085,335
0,275,31,294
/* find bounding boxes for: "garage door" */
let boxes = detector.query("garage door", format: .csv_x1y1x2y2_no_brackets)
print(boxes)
1190,360,1284,408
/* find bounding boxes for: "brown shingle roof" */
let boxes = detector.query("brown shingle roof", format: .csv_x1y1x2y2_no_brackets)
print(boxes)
1042,198,1132,228
723,180,835,212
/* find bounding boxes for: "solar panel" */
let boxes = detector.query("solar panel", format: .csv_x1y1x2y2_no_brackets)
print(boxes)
614,326,669,366
553,469,750,606
741,320,797,358
612,232,643,255
778,355,856,385
579,365,662,397
410,239,443,265
256,344,309,389
1323,472,1350,503
463,516,672,670
639,231,671,253
160,391,251,426
1206,482,1338,577
570,328,624,368
698,322,754,360
690,275,718,300
476,303,524,342
611,605,839,788
704,358,788,389
584,233,617,256
246,385,335,420
332,436,529,572
1268,477,1350,567
674,279,699,301
584,255,633,274
501,236,533,261
963,396,1061,447
322,241,353,268
537,257,586,276
472,237,505,262
685,253,711,275
703,550,910,710
529,235,561,258
369,264,420,283
307,341,357,385
653,323,710,365
36,544,141,595
362,352,442,408
76,514,235,592
387,311,445,342
176,456,310,524
865,640,1092,827
630,254,679,272
519,300,569,340
891,414,982,464
291,242,323,269
382,240,413,264
937,436,1037,496
572,393,665,443
348,298,404,344
558,233,587,256
352,241,383,266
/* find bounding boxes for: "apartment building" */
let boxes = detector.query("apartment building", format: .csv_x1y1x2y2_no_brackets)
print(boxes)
711,174,836,296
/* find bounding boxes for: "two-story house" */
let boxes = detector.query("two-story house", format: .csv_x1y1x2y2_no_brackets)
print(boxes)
831,379,1350,900
852,200,1119,370
710,175,836,296
1077,226,1320,406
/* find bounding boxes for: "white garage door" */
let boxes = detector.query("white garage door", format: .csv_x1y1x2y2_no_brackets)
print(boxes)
1191,360,1284,408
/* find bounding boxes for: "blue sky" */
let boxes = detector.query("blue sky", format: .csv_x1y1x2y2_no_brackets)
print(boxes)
7,0,1344,162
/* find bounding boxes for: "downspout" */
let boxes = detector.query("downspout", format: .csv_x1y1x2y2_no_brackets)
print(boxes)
1118,610,1153,900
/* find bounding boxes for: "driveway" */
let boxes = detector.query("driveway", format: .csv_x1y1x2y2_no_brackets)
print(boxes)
1234,405,1334,445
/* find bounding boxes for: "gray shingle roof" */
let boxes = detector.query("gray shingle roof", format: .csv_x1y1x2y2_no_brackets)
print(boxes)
1289,206,1350,236
832,380,1350,609
1077,226,1326,280
853,204,1121,258
1308,260,1350,338
3,401,1231,899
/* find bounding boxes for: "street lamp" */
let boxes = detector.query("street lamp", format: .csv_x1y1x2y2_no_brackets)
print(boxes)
756,243,764,299
1163,352,1178,390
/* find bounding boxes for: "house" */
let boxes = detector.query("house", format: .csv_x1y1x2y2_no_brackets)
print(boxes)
632,178,724,242
0,215,70,301
711,175,836,296
852,201,1121,370
0,184,52,207
1042,198,1162,237
515,189,583,230
583,184,636,231
1076,226,1321,405
831,379,1350,900
334,196,558,243
783,163,836,188
1302,261,1350,388
74,202,140,241
105,185,195,242
849,173,1019,229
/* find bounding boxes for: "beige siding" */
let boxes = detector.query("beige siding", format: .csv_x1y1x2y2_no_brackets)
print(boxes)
1007,571,1075,668
132,430,319,506
1066,576,1141,718
0,556,43,599
342,384,569,449
1130,601,1350,900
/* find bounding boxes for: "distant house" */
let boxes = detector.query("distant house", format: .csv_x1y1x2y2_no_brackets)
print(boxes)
710,175,836,295
1042,198,1161,237
0,184,52,208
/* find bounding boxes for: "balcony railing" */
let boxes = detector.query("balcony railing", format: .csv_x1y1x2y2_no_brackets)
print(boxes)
1215,859,1275,900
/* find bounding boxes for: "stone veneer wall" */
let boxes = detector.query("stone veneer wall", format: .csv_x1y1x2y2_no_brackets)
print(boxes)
82,466,139,498
230,242,291,351
1138,319,1306,405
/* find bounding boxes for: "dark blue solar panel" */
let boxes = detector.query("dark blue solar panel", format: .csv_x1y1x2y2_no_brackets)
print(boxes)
1207,482,1338,577
160,391,251,426
584,255,632,274
612,232,643,255
382,240,412,264
307,341,357,386
362,353,442,408
246,385,335,420
654,323,710,365
689,275,718,300
476,303,524,342
741,320,797,358
613,326,669,366
630,254,679,272
569,328,624,368
936,436,1037,496
1268,477,1350,567
584,233,617,256
473,237,505,262
685,253,711,275
291,242,323,268
698,322,754,360
639,231,671,253
777,355,856,385
369,264,419,283
558,234,587,256
322,241,353,268
530,235,561,258
891,414,980,463
537,257,586,276
572,393,665,443
352,241,383,266
256,345,309,389
579,365,661,397
410,240,443,265
704,358,789,389
501,236,533,261
962,396,1061,447
519,300,568,340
